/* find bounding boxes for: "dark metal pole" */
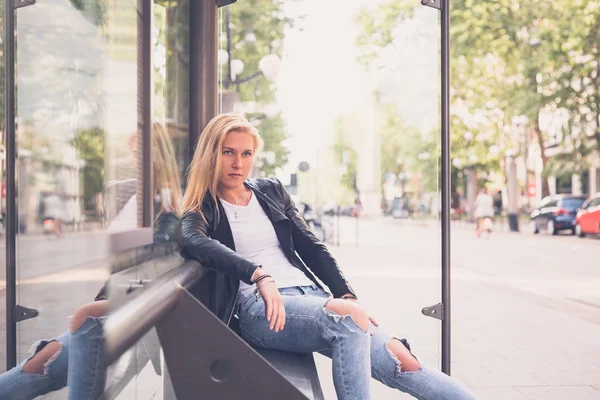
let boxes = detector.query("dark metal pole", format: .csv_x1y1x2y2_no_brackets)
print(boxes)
5,0,17,369
139,0,152,227
189,0,218,161
440,0,452,375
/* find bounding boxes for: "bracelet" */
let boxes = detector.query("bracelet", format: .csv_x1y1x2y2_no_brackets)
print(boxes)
257,279,275,291
254,273,272,285
341,294,358,300
254,279,276,296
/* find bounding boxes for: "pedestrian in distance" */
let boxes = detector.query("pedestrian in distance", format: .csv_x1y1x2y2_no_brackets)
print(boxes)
474,187,495,238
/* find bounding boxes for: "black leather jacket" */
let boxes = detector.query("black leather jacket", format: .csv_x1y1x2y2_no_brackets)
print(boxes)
181,178,356,326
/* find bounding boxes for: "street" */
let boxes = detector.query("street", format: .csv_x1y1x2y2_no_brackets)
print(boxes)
0,217,598,399
314,216,600,399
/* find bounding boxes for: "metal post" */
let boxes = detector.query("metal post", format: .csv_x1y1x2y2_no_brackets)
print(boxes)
423,0,451,375
189,0,218,161
138,0,153,227
5,0,17,369
440,0,452,375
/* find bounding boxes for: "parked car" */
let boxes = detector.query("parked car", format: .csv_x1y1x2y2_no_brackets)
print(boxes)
575,193,600,237
530,194,587,235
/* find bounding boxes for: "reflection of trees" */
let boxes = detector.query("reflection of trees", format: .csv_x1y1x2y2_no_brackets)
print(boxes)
68,0,106,25
73,127,104,212
225,0,295,175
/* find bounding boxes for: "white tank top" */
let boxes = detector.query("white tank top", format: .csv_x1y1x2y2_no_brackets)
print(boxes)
220,192,314,302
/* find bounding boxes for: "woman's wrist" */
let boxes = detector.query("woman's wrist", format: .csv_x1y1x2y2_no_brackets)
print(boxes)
251,267,268,282
340,293,358,301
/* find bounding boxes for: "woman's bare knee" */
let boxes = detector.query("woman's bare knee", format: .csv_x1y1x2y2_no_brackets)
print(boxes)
70,300,110,333
386,338,421,372
325,299,370,333
22,341,62,375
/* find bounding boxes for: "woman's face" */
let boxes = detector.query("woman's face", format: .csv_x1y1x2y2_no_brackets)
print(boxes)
218,130,255,190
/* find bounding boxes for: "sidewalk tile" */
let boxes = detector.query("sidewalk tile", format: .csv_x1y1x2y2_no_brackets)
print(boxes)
531,370,600,386
515,385,600,400
472,387,529,400
458,370,546,388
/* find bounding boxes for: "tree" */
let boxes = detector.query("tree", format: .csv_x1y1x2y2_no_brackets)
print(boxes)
246,112,289,177
331,116,357,192
356,0,600,198
354,2,415,66
379,105,440,193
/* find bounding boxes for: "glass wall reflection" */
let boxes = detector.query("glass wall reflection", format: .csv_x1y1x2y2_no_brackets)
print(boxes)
5,0,188,398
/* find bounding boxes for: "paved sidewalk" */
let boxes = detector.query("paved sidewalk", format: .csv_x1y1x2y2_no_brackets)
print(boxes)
310,218,600,400
1,217,598,399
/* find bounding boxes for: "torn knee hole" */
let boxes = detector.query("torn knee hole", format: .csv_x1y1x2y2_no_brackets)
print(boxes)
386,338,421,374
22,341,62,375
323,299,370,333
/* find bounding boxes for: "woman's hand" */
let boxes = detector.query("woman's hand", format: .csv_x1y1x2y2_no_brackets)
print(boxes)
343,296,378,332
258,280,286,332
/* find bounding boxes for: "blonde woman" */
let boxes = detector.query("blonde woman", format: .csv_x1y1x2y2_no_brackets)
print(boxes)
180,113,478,400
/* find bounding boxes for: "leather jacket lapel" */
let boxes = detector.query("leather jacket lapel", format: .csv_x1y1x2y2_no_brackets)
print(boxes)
212,198,236,251
246,181,288,223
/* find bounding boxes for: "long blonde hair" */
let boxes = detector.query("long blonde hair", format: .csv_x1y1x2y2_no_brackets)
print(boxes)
180,113,263,218
152,120,182,214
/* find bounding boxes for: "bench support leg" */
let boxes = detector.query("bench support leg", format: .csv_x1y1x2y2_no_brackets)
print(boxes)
155,288,309,400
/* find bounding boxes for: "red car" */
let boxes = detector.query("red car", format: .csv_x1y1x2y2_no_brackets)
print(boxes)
575,193,600,237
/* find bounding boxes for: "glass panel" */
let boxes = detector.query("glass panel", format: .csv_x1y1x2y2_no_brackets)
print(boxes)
15,0,113,373
219,1,441,397
9,0,184,397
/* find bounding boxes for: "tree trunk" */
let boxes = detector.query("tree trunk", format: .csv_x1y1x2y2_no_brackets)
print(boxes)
533,117,551,197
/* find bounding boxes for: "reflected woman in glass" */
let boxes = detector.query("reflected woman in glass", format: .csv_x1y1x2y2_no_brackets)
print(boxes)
180,113,478,400
0,121,182,400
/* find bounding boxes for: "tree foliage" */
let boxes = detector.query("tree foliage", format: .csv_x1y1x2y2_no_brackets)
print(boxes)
247,112,289,177
356,0,600,197
331,116,357,191
379,106,440,193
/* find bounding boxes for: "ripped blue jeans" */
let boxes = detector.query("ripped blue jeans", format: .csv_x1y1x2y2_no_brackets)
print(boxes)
0,317,106,400
238,286,478,400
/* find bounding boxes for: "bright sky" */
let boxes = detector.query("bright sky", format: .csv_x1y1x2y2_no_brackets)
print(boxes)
276,0,376,177
274,0,439,182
